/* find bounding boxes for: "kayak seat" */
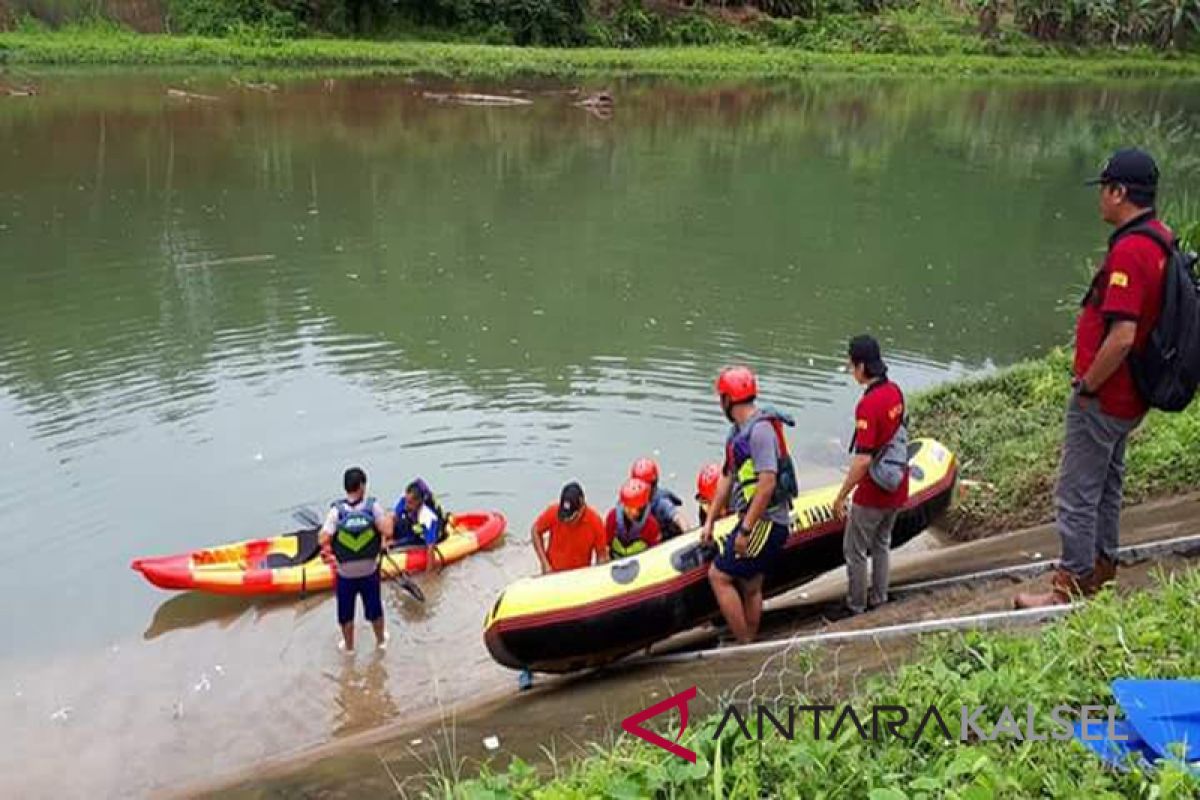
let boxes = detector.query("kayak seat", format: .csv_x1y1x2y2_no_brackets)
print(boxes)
263,530,322,569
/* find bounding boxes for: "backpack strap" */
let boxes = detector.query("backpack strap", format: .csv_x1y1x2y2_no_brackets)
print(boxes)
1117,222,1176,257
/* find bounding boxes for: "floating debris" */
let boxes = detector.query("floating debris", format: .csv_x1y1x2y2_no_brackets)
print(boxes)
409,737,423,746
166,88,221,103
483,735,500,751
575,90,614,109
193,674,211,693
231,77,279,93
50,706,72,722
422,92,532,107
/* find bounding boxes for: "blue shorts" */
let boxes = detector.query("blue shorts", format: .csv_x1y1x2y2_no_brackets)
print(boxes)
335,571,383,625
713,520,788,580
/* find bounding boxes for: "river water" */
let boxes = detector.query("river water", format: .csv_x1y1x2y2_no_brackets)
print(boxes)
0,70,1196,796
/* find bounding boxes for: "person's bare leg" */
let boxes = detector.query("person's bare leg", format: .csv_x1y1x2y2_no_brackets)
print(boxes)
340,623,355,652
709,565,749,643
371,618,386,646
743,575,765,642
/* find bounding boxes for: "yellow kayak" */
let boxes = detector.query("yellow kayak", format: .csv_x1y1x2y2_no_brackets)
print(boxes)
484,439,957,673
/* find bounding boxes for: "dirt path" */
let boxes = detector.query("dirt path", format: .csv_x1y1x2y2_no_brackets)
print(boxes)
196,493,1200,798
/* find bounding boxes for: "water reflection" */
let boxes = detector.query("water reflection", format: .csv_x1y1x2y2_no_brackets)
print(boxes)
329,654,401,737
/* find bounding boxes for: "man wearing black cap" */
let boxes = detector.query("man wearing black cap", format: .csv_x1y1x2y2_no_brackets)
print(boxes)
1016,148,1172,608
834,335,908,615
530,481,609,574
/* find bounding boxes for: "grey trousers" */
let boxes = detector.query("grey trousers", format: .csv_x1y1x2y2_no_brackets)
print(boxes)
1056,395,1142,579
845,504,899,614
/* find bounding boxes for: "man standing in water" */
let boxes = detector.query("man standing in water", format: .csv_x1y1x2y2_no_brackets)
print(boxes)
833,335,908,615
1017,149,1170,608
320,467,394,654
701,366,797,644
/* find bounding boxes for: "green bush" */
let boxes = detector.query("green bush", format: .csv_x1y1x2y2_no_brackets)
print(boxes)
1013,0,1200,48
392,0,589,45
165,0,301,37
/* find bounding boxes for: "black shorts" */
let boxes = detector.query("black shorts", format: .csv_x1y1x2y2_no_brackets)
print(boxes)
335,571,383,625
713,519,788,580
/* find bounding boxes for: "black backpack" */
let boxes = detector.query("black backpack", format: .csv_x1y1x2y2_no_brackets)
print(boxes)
1121,225,1200,412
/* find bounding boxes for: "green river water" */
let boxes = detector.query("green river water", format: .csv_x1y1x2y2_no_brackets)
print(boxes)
0,70,1197,796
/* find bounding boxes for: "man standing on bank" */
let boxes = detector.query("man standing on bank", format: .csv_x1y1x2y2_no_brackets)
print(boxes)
701,366,798,644
833,335,909,615
1017,148,1171,608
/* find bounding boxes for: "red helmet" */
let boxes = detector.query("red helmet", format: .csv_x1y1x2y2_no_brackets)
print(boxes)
619,478,652,513
716,366,757,404
630,458,659,485
696,462,721,503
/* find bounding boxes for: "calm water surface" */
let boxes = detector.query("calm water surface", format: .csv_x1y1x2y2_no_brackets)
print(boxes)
1,69,1197,796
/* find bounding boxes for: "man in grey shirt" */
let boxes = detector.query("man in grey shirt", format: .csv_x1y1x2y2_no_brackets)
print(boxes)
320,467,394,654
700,366,797,644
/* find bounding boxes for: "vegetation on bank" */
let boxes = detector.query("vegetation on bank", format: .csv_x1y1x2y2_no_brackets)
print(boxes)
453,569,1200,798
2,25,1200,75
6,0,1200,52
910,346,1200,539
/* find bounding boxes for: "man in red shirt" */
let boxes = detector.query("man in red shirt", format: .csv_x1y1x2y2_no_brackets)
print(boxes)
530,482,609,573
834,335,908,615
1017,149,1170,608
605,478,662,558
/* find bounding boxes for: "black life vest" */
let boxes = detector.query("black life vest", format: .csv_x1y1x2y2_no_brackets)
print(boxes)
650,487,685,540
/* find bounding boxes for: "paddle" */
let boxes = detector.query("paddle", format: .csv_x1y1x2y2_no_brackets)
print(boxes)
292,508,425,604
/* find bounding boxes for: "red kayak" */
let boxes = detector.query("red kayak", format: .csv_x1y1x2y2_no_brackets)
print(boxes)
132,511,505,596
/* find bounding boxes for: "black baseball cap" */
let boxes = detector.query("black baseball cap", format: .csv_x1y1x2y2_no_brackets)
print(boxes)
558,481,585,520
848,334,886,374
1085,148,1159,191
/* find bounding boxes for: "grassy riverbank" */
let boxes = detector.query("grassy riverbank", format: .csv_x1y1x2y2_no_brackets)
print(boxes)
457,568,1200,797
2,28,1200,77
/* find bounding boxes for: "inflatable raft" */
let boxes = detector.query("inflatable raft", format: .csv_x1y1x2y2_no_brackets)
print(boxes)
132,511,505,596
484,439,956,673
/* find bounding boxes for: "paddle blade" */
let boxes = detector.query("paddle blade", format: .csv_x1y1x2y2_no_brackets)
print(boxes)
398,574,426,604
1114,679,1200,762
293,508,323,530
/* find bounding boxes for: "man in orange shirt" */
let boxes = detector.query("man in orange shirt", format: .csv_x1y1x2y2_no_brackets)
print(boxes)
531,482,610,573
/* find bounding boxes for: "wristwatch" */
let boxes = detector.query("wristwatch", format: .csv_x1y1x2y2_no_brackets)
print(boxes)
1072,378,1098,398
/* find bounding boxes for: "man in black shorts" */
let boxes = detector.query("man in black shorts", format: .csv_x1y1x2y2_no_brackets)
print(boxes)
700,366,796,644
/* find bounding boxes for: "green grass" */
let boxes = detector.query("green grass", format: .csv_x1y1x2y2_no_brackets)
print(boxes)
3,28,1200,77
455,569,1200,798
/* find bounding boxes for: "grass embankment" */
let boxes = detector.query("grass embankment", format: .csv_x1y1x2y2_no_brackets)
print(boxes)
459,570,1200,797
2,28,1200,77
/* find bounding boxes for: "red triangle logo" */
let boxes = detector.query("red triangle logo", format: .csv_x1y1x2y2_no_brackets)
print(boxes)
620,685,697,762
